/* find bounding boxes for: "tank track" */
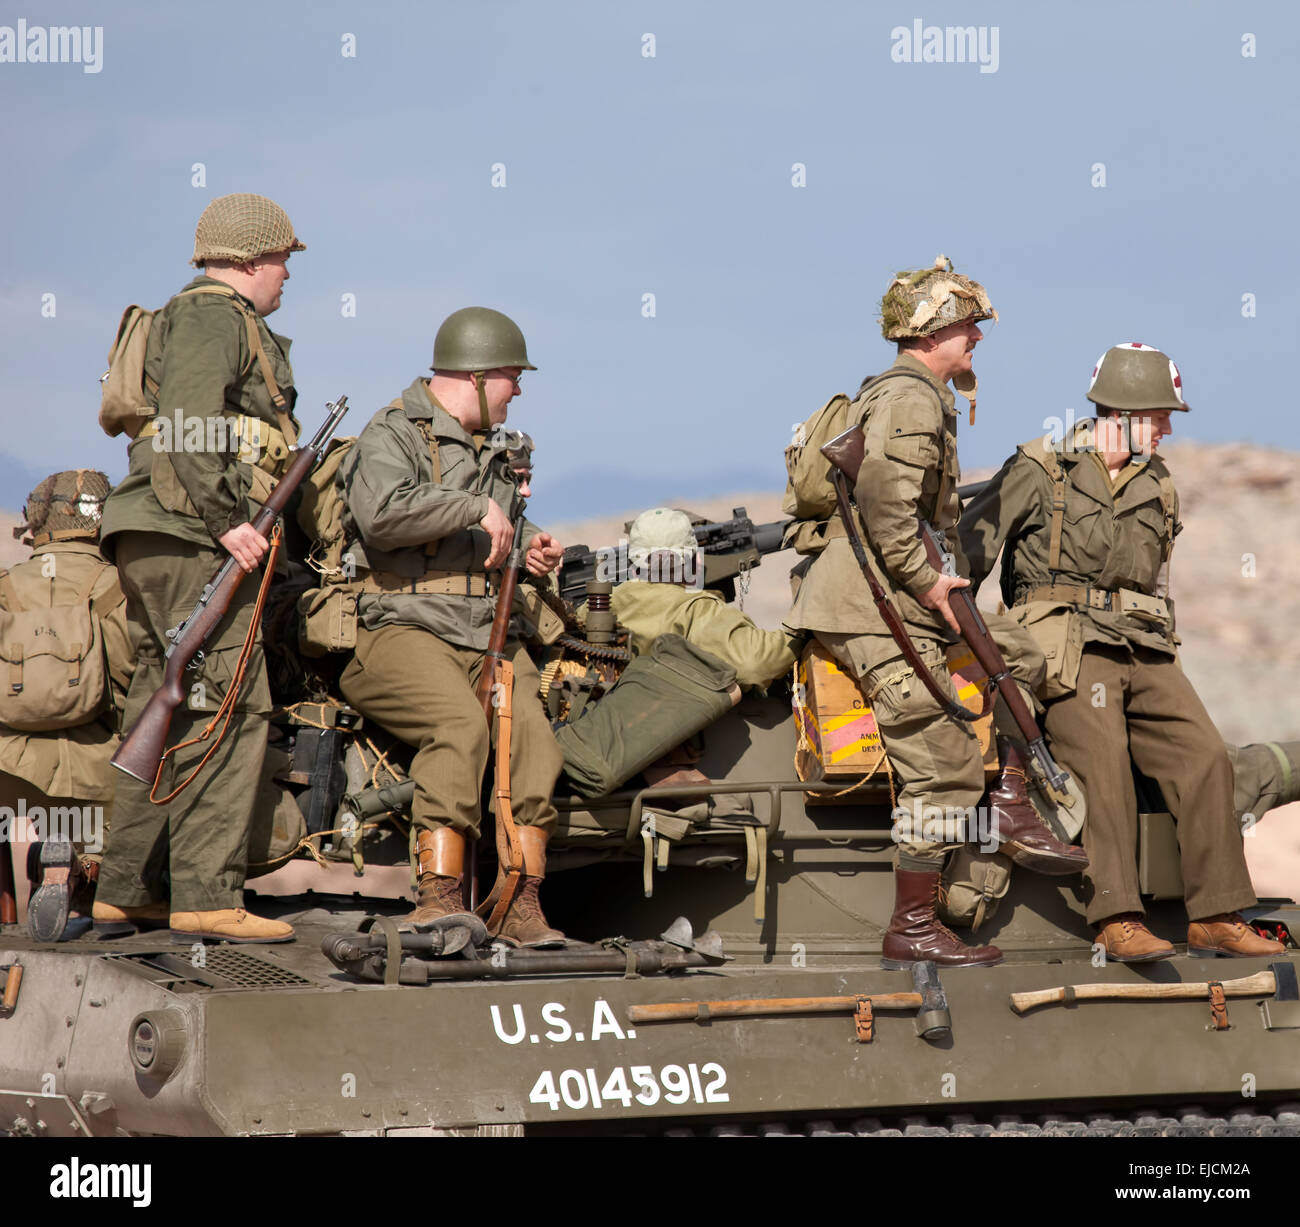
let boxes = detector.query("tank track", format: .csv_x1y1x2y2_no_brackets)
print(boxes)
537,1102,1300,1137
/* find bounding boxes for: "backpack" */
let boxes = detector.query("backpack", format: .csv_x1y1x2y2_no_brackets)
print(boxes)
296,436,360,657
0,562,119,732
99,282,294,440
781,369,941,554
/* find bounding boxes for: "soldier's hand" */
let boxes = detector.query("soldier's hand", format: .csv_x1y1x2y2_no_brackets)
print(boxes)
919,573,970,635
525,531,564,577
220,523,269,573
480,499,514,569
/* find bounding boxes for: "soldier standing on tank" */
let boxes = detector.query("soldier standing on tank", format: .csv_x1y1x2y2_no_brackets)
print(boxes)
784,257,1088,969
92,194,305,944
337,308,568,947
0,472,133,941
961,343,1285,961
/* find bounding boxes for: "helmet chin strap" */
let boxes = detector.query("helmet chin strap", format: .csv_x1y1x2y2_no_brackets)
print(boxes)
472,371,491,431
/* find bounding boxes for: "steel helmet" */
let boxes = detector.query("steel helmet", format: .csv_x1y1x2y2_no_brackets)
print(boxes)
1086,342,1190,412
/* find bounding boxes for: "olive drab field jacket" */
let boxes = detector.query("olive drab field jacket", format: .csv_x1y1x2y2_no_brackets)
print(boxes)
960,420,1181,693
784,353,964,647
0,542,134,799
612,581,800,690
100,275,298,553
341,378,540,652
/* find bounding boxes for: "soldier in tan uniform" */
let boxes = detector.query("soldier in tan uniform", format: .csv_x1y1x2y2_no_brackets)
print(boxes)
93,193,305,944
784,258,1086,969
338,308,567,947
961,343,1284,961
0,472,132,940
613,508,801,688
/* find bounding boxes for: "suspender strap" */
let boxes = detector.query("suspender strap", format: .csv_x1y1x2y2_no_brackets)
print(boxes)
1048,475,1066,573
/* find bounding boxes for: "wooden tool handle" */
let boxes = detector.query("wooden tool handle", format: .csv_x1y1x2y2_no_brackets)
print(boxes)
1,963,22,1017
628,992,923,1023
1009,970,1276,1015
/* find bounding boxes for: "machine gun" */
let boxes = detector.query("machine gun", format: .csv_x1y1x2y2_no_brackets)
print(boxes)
558,506,790,604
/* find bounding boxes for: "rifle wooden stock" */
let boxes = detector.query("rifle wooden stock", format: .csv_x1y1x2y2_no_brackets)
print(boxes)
112,397,349,784
916,520,1071,799
821,427,977,725
476,518,527,722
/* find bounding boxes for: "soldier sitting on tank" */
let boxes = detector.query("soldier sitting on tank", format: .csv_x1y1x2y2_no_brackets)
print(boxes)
961,343,1285,962
337,307,568,947
0,472,133,941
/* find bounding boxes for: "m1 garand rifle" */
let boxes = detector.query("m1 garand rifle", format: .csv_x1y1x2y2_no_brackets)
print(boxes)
820,425,1074,806
557,506,789,604
112,396,350,786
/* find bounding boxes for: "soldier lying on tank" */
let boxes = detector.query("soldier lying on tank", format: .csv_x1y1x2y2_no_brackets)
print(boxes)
613,508,802,690
960,343,1285,962
0,472,132,941
337,307,568,947
783,257,1087,970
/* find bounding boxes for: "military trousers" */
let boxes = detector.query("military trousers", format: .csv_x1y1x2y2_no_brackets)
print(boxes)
1042,643,1255,925
822,617,1045,869
96,534,270,914
339,624,562,843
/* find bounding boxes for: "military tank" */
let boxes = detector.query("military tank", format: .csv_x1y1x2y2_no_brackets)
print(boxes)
1,503,1297,1139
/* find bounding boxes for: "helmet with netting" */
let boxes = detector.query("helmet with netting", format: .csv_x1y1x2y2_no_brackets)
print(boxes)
879,255,996,340
1086,342,1190,412
191,193,306,266
15,470,112,546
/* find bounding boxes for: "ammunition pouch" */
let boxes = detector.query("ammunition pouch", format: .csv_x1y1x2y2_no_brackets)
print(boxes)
938,846,1013,933
555,633,741,800
298,583,360,657
513,585,565,645
1006,600,1084,700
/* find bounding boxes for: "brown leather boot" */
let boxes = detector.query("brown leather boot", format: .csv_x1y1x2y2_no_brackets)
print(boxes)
1188,913,1287,958
881,868,1003,969
988,738,1090,876
494,826,566,949
405,827,471,927
1095,913,1175,962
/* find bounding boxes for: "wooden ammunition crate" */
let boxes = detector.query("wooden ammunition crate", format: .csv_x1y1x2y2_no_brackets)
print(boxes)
794,641,999,802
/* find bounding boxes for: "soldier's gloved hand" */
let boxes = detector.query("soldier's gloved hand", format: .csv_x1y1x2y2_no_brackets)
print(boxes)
480,498,514,569
919,573,970,635
525,531,564,577
220,522,269,573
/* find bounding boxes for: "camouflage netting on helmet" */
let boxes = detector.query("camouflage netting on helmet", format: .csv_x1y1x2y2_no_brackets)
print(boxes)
879,255,997,340
15,469,112,545
191,193,306,266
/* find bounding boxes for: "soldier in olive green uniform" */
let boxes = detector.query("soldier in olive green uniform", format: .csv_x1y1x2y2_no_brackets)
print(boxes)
338,308,568,947
0,472,132,940
962,343,1284,961
784,258,1087,969
613,508,801,689
93,194,305,944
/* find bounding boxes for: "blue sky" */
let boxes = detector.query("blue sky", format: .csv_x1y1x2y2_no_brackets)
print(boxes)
0,0,1294,520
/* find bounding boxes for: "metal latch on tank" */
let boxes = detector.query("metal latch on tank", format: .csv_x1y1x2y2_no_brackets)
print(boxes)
1008,961,1299,1032
626,960,951,1043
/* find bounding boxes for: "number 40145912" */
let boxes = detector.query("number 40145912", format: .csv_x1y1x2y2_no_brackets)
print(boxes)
529,1062,729,1112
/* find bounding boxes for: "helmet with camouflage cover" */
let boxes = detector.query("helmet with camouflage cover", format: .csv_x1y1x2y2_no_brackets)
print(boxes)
627,508,699,581
1086,342,1190,412
432,308,537,374
191,193,306,267
879,255,997,341
14,470,112,547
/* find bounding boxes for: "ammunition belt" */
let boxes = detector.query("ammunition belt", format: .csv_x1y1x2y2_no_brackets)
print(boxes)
137,414,291,477
1017,583,1170,625
360,569,490,597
